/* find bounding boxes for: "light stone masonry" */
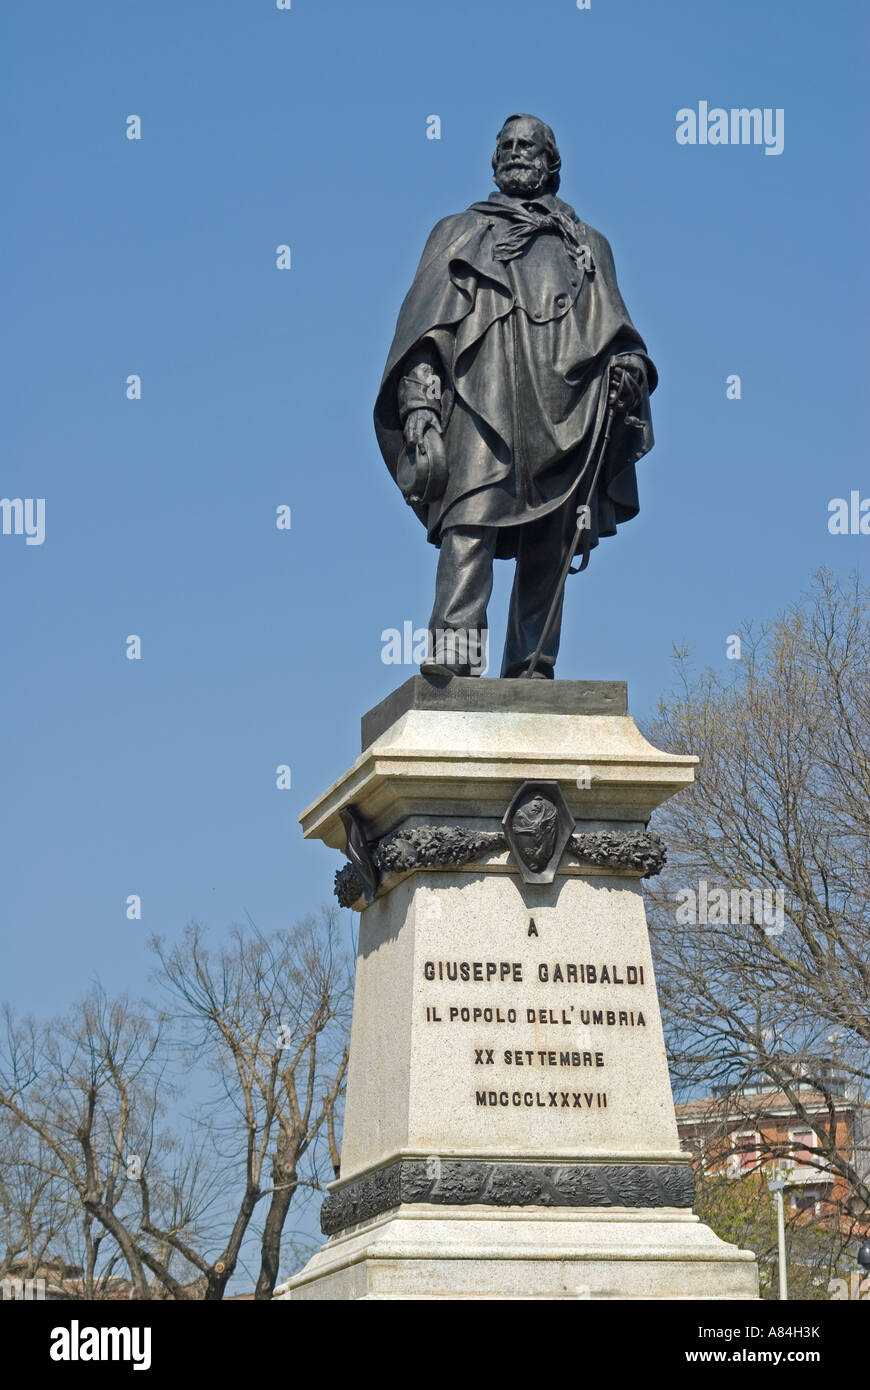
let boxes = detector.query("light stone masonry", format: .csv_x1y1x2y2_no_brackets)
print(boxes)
276,680,759,1300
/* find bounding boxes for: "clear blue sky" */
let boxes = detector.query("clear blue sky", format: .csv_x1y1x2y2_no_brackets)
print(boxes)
2,0,866,1015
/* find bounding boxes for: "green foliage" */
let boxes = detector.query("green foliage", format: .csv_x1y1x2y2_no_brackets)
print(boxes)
696,1173,853,1299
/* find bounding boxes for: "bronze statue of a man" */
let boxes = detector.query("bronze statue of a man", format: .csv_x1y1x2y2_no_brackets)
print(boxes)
374,114,657,679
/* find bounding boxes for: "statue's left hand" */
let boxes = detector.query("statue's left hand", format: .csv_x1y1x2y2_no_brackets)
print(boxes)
608,360,646,414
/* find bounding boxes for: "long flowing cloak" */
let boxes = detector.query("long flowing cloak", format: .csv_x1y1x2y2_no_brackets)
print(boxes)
374,192,657,561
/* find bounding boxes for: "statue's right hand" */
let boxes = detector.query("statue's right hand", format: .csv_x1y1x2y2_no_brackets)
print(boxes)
403,408,441,450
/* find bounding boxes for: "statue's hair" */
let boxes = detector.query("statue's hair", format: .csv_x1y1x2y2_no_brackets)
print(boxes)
493,114,561,194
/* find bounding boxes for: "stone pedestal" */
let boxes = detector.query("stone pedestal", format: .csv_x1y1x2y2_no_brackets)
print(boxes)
275,677,758,1300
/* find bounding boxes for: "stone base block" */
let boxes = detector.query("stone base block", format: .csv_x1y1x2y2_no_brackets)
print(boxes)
276,1204,759,1300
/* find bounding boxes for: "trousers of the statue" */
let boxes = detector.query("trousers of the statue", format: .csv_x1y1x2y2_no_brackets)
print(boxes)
428,504,576,677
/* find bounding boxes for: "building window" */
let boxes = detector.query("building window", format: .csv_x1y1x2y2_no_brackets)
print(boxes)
789,1128,817,1166
727,1130,760,1175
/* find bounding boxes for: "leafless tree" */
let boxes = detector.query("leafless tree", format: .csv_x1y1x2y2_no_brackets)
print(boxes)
0,988,185,1298
150,907,352,1298
0,908,353,1299
644,570,870,1221
0,1115,71,1285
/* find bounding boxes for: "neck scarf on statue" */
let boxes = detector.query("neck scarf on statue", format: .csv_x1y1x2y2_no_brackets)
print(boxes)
483,202,594,271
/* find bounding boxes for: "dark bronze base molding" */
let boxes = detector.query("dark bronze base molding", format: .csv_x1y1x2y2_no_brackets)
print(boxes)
320,1158,694,1235
334,825,666,906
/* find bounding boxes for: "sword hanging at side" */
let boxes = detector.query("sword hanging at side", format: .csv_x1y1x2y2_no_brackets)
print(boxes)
521,379,644,680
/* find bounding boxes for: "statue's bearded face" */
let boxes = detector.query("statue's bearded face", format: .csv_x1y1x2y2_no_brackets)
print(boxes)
493,120,550,198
